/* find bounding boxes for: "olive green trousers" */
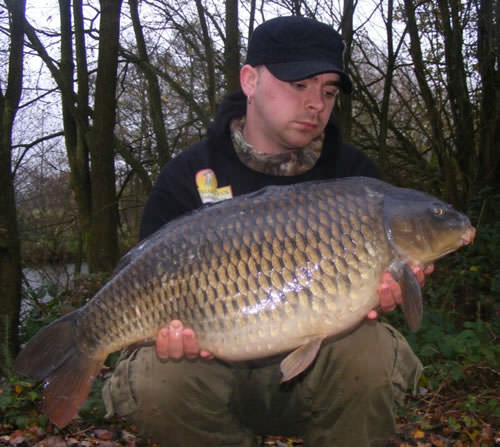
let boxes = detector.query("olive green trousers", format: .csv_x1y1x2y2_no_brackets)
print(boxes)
102,321,422,446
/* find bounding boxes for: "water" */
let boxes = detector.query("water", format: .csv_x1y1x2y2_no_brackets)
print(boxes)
23,263,88,290
21,263,89,315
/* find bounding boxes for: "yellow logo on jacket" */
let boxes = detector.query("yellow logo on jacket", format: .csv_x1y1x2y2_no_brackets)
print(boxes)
195,169,233,204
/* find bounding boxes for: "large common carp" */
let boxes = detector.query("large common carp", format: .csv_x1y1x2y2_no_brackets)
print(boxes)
15,177,475,428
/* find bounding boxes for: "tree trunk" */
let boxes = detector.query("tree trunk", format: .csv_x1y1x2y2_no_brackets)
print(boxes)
477,0,500,192
0,0,25,372
72,0,92,273
194,0,217,116
88,0,123,273
339,0,355,140
378,0,395,175
129,0,170,168
225,0,240,94
59,0,92,274
437,0,475,202
403,0,459,206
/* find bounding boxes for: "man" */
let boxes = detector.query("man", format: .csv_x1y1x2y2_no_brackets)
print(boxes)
103,16,428,446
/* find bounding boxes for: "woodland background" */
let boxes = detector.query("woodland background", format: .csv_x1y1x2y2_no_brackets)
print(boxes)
0,0,498,445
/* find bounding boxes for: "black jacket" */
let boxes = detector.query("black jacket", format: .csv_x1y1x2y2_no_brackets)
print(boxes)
140,91,378,239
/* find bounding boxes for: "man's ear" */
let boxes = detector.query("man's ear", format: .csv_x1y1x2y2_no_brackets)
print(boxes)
240,64,258,97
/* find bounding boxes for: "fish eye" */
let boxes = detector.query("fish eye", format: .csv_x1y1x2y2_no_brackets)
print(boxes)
432,207,445,216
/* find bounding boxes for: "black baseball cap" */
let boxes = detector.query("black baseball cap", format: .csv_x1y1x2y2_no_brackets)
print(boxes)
245,16,352,94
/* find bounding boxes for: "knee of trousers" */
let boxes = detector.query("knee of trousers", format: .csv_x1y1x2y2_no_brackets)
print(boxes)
303,321,420,408
103,348,258,446
103,346,235,424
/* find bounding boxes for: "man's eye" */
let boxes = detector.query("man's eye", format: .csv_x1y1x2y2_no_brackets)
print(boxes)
325,90,339,98
293,82,306,89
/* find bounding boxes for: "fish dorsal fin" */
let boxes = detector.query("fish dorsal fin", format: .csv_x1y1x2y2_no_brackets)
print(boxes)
280,336,324,382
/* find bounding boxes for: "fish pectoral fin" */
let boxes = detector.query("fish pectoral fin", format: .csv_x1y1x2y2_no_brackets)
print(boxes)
280,336,324,383
400,264,423,332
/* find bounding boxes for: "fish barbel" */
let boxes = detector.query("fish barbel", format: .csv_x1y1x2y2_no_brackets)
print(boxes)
15,177,475,428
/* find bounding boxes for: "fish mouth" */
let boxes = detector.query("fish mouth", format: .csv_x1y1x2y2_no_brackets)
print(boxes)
461,226,476,245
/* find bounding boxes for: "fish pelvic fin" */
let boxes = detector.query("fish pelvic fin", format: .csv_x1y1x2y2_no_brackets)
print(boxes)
15,310,103,428
280,336,323,383
399,264,423,332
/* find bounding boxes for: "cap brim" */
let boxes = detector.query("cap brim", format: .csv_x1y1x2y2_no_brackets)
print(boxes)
266,61,353,94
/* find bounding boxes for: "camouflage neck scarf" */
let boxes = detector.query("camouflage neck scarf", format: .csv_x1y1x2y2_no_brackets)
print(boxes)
230,117,323,176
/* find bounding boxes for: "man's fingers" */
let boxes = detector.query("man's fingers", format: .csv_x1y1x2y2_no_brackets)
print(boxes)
167,320,184,359
424,264,435,275
155,320,215,360
155,327,170,360
412,267,425,285
182,328,200,359
200,351,215,359
377,273,402,309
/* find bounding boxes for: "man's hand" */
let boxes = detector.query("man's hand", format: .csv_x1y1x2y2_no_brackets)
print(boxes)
155,320,214,360
367,264,434,320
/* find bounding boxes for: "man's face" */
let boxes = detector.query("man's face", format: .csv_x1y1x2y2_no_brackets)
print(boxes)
249,67,341,154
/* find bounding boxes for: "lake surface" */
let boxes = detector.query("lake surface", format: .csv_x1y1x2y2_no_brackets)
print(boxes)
23,263,88,290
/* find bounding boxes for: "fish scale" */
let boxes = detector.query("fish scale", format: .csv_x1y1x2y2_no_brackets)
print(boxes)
15,177,475,428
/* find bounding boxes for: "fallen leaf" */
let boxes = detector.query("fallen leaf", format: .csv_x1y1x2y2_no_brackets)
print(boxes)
8,430,28,446
94,429,114,441
429,434,445,447
33,435,67,447
414,429,426,439
480,425,493,441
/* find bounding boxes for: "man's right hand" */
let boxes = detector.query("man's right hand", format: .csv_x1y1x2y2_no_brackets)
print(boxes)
155,320,214,360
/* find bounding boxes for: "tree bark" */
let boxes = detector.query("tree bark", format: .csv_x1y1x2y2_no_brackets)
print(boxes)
224,0,240,94
378,0,395,174
129,0,170,167
437,0,475,199
339,0,355,140
59,0,92,274
0,0,25,371
88,0,123,273
477,0,500,191
403,0,459,206
194,0,217,115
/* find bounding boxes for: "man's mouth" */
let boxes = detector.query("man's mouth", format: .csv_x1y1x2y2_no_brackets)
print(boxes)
295,121,318,130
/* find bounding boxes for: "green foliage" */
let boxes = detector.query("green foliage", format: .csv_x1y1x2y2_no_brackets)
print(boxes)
0,376,47,428
408,315,499,389
1,275,109,429
18,284,67,344
18,273,107,345
77,378,108,424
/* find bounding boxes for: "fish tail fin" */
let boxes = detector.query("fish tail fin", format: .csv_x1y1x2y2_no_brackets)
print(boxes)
15,311,103,428
41,350,102,428
400,265,423,332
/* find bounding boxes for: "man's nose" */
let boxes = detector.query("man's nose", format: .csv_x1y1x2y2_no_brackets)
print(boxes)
305,89,325,111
